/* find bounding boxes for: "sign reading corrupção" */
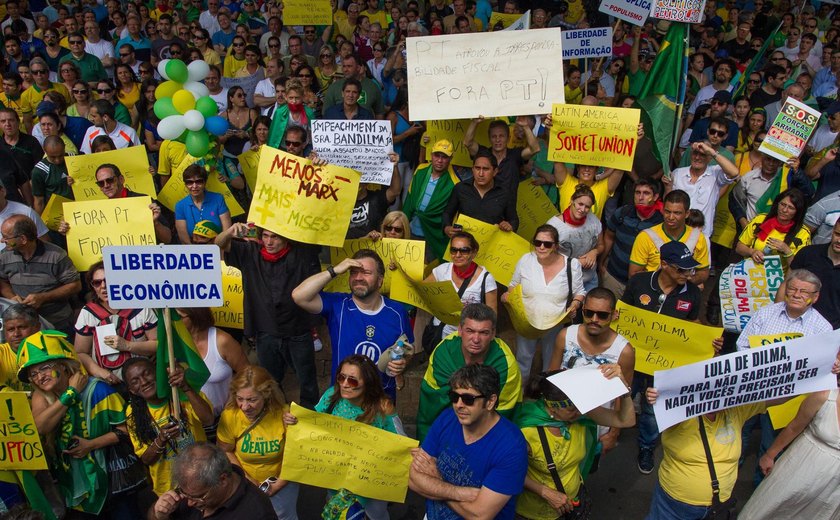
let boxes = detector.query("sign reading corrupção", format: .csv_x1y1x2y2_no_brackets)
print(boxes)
103,245,223,309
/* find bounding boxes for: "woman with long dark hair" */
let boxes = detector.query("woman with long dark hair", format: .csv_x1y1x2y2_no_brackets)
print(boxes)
736,107,766,155
734,188,811,271
293,63,321,113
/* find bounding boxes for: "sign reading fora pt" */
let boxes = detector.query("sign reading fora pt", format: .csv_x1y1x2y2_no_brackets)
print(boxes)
103,245,223,309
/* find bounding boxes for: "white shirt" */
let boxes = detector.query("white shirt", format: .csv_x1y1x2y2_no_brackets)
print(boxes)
80,122,139,154
688,84,734,115
808,124,839,154
254,77,275,115
671,164,735,237
509,252,585,327
258,30,290,56
0,201,49,251
208,89,228,113
431,262,496,337
1,17,35,33
199,10,221,36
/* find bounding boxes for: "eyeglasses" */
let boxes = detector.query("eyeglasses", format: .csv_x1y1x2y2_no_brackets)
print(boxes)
708,129,727,137
448,391,486,406
450,246,472,255
384,225,403,233
532,239,555,249
96,176,118,187
175,486,213,503
91,278,107,287
285,139,303,146
336,373,360,387
97,88,114,94
31,69,47,75
28,363,58,379
785,287,817,296
582,308,611,321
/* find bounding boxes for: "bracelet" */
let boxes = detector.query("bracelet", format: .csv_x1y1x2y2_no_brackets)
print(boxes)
153,439,165,453
59,387,78,407
327,265,337,278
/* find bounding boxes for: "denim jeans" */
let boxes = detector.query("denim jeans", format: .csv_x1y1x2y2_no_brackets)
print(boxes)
632,372,659,450
256,332,320,408
645,481,709,520
270,482,300,520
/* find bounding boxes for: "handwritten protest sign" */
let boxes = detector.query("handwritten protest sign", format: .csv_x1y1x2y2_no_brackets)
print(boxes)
42,194,72,231
445,214,531,286
211,262,244,329
748,333,805,429
516,181,557,241
406,28,565,120
759,98,821,161
64,197,156,271
238,148,260,191
423,119,490,167
505,285,570,339
651,0,705,23
66,146,156,201
312,120,394,185
280,403,418,502
561,27,613,60
548,104,640,171
329,237,426,293
248,146,360,247
599,0,651,26
652,330,840,431
221,75,262,107
389,268,464,326
611,301,719,375
156,171,244,217
282,0,332,25
719,256,784,332
0,391,47,470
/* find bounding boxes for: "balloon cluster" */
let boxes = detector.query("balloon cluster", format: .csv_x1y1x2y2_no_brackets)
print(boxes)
153,59,230,157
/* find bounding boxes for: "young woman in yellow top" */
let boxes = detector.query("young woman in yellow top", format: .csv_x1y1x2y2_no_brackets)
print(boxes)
223,36,248,78
735,188,811,272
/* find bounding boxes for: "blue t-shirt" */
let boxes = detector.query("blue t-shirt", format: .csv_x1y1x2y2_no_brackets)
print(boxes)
212,29,236,50
319,291,413,401
421,408,527,520
174,190,229,236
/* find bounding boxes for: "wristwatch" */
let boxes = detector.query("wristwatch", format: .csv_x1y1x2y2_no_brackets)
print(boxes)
327,265,337,278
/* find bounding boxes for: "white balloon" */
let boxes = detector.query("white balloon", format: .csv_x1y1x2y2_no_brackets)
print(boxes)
187,60,210,83
183,110,205,132
158,115,186,140
184,81,209,100
157,59,171,80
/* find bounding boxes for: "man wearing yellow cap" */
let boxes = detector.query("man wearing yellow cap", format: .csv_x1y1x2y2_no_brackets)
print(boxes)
403,139,460,261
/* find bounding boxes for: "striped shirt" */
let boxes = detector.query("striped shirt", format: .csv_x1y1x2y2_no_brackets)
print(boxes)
79,121,139,154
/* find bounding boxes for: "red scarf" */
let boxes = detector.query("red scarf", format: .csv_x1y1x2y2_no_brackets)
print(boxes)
453,262,478,280
757,217,793,242
288,102,308,126
635,200,664,219
260,245,290,262
562,207,586,227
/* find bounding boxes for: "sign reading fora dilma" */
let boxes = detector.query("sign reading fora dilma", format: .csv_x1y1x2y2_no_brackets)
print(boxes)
103,245,223,309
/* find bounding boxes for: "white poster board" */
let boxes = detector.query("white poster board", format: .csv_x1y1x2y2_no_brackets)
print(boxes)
650,0,706,23
599,0,651,25
103,245,223,309
547,365,628,414
311,119,394,185
562,27,613,60
406,28,565,120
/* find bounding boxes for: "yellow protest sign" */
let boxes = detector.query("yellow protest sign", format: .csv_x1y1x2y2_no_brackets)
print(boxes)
211,262,244,329
389,268,464,326
157,172,244,217
445,214,530,286
66,146,156,200
64,197,157,271
489,11,523,28
248,146,360,247
280,403,417,502
41,194,73,231
0,391,48,470
282,0,332,25
548,104,640,171
748,333,805,429
611,301,719,375
423,119,490,168
504,284,570,339
238,148,260,192
516,181,557,242
329,238,426,293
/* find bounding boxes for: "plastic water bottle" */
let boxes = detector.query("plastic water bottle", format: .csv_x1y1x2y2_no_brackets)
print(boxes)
386,339,405,377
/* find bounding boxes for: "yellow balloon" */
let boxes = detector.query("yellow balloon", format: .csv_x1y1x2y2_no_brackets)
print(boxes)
172,89,196,114
155,80,181,99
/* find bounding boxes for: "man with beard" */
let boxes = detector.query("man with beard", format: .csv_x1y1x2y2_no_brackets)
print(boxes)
292,249,411,401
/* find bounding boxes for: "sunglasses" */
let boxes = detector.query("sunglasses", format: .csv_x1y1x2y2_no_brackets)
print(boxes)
268,43,280,47
96,176,118,187
305,30,316,34
450,246,472,255
72,89,88,94
233,42,244,47
185,179,205,186
748,78,761,83
582,308,611,321
69,39,84,44
193,34,206,39
532,239,555,249
285,140,303,146
31,69,47,75
675,266,696,275
708,129,727,137
336,373,360,388
298,73,312,78
119,52,132,57
97,88,114,94
91,278,107,287
448,391,486,406
384,225,403,233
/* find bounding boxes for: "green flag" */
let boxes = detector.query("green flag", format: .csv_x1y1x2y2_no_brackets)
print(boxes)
154,308,210,399
733,22,782,99
636,22,689,176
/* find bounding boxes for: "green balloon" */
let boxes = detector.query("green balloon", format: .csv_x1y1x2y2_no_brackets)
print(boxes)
153,98,178,119
185,129,210,157
165,59,189,84
195,96,218,118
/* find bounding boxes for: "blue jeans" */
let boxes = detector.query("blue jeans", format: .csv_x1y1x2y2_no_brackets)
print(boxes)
632,372,659,449
270,482,300,520
645,481,709,520
256,332,320,408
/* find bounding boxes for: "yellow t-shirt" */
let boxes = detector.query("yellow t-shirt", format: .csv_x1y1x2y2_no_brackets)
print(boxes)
516,424,586,520
127,395,209,496
21,82,71,116
157,139,193,177
629,224,711,272
737,216,811,271
659,403,765,505
223,53,247,78
117,82,140,111
557,174,611,220
202,47,222,67
332,17,356,42
0,343,25,391
361,9,388,28
216,406,287,483
0,93,29,124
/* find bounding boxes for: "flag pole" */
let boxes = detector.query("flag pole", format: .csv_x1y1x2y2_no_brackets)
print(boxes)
667,22,690,178
164,308,182,421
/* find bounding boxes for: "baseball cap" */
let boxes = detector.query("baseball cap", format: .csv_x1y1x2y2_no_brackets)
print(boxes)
711,90,732,104
192,220,221,239
660,241,700,269
826,101,840,116
431,139,453,157
36,100,58,118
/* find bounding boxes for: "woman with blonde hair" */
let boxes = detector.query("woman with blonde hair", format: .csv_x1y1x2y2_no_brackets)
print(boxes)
217,365,298,519
368,210,410,240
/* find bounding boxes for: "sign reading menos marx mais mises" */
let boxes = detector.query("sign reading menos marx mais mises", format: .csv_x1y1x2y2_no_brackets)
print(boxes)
103,245,223,309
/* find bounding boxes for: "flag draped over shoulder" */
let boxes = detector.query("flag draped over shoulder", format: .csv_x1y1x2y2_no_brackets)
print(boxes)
635,22,689,176
154,308,210,399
